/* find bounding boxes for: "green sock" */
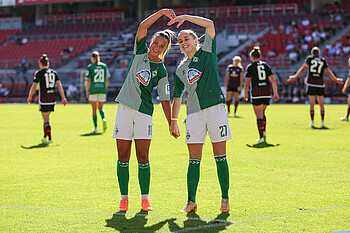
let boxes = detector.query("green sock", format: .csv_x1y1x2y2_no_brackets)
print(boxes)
117,160,129,195
187,159,201,202
92,115,97,127
215,154,229,199
99,109,105,119
138,161,150,195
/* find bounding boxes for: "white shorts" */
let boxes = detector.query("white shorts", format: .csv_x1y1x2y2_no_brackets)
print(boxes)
112,104,153,140
185,104,232,144
89,94,106,102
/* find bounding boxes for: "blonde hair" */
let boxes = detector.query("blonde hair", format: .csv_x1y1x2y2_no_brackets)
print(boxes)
151,29,174,60
250,46,261,59
233,55,242,67
91,51,100,65
311,46,320,57
178,29,201,65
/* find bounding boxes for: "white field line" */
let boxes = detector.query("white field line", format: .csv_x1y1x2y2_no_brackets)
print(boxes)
0,204,349,230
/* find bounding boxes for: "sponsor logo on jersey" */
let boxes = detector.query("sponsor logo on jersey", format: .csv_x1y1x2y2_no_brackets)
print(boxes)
165,84,170,95
187,68,202,84
136,69,151,86
186,130,191,140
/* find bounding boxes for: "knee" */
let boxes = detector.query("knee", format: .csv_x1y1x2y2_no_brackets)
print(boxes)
137,153,149,163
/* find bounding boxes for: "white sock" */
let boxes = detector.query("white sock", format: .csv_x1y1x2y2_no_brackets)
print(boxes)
141,194,149,200
121,195,128,200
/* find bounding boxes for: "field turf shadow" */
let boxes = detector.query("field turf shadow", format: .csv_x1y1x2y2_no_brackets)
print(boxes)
21,143,58,149
311,126,329,130
80,132,102,136
246,142,280,149
168,212,231,232
105,210,168,232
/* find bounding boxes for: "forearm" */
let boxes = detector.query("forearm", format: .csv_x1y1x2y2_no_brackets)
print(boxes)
57,81,66,99
269,75,278,95
86,79,91,93
106,79,109,89
244,78,250,96
325,68,338,82
27,85,36,99
161,100,172,126
172,98,182,119
139,10,165,30
344,77,350,90
292,66,306,79
182,15,215,39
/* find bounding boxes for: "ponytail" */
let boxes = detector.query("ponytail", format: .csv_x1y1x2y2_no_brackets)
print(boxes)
250,46,261,59
91,51,100,65
39,54,49,66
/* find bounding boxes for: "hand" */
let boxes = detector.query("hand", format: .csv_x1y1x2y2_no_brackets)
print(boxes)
238,87,242,92
62,97,67,106
273,94,279,102
27,96,32,104
336,78,343,85
342,88,346,94
169,121,180,139
287,76,295,83
162,8,176,20
244,94,248,101
167,15,187,28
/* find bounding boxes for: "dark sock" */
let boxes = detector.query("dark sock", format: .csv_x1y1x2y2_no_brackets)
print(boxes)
93,115,97,128
226,101,231,112
44,122,51,140
138,161,150,195
187,159,201,202
99,109,105,119
117,160,129,195
263,114,266,132
234,101,238,113
257,118,264,138
310,110,314,121
321,110,325,121
215,155,229,199
347,106,350,118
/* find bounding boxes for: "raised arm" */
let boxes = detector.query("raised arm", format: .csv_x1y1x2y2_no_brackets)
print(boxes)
169,97,182,138
325,67,343,85
168,15,215,40
56,80,67,105
137,9,175,42
288,65,307,82
268,74,279,102
342,77,350,93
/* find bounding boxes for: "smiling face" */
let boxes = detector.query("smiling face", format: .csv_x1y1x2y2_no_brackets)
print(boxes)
178,32,198,57
148,35,168,61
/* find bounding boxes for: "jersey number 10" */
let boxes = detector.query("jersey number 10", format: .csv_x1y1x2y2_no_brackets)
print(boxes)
94,69,105,83
44,73,55,88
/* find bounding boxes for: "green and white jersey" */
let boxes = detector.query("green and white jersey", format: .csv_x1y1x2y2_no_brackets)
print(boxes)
115,36,170,116
85,62,110,94
173,31,225,115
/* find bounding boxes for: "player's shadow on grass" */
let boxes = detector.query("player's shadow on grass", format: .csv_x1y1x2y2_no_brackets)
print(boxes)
168,211,231,232
80,132,102,137
228,115,243,119
246,142,280,149
21,143,58,149
105,210,168,232
310,126,329,130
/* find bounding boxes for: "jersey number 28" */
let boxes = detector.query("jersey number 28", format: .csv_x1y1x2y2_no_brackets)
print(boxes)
94,69,105,83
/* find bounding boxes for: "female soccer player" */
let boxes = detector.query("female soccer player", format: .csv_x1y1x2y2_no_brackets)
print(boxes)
340,58,350,121
27,54,67,143
169,15,231,213
224,56,244,117
244,46,279,143
112,9,175,212
288,47,343,127
85,51,110,132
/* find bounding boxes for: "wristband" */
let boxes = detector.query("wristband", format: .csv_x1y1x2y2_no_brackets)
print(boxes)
171,118,178,121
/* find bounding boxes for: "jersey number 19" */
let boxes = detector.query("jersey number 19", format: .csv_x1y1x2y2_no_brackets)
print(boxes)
94,69,105,83
44,73,55,88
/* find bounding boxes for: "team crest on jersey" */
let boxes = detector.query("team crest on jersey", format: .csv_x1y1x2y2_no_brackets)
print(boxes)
136,69,151,86
193,57,199,62
152,70,157,77
187,68,202,84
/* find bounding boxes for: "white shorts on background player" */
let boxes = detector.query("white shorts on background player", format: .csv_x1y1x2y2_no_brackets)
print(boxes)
185,104,232,144
112,104,153,140
89,94,106,102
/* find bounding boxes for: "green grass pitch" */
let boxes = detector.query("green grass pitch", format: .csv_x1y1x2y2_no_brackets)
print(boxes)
0,103,349,232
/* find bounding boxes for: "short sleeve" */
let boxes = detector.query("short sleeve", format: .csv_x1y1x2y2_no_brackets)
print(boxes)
33,71,40,83
157,76,170,101
265,64,273,76
134,36,148,55
304,56,311,67
226,66,230,72
173,74,185,98
322,58,328,68
202,30,215,53
106,66,111,79
245,64,252,78
54,71,60,81
85,65,92,79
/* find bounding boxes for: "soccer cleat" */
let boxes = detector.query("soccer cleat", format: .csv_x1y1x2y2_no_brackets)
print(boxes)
340,117,349,121
44,140,52,144
309,121,314,127
227,111,231,115
141,199,153,211
263,131,267,142
255,137,265,143
119,199,128,211
92,127,98,133
220,198,230,212
180,201,197,213
234,113,237,117
320,121,325,127
102,118,107,132
41,137,47,143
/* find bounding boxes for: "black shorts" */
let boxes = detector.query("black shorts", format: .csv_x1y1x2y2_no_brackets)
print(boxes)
252,98,271,106
307,86,325,96
227,86,239,92
39,104,55,112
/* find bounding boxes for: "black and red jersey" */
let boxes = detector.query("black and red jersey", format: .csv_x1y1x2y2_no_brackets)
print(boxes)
33,68,59,104
226,64,243,88
245,61,273,99
304,55,328,87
